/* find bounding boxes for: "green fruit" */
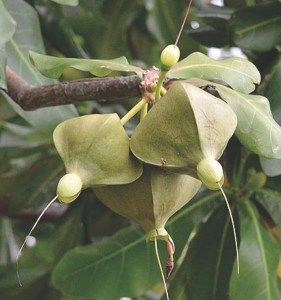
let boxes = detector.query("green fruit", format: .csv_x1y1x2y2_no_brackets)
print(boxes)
160,44,180,68
53,114,143,196
94,165,201,239
130,82,237,184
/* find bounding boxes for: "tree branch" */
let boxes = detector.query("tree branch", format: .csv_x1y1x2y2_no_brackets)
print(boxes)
6,67,142,111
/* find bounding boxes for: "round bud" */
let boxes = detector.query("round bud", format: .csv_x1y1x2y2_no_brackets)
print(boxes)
57,173,82,203
197,158,224,190
160,44,180,68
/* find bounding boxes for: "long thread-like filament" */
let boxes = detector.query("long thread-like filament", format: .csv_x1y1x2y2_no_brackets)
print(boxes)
16,195,58,286
154,237,170,300
174,0,193,46
218,183,240,274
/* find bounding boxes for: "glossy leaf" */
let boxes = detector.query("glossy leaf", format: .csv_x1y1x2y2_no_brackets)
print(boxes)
216,84,281,159
37,3,88,59
52,192,220,299
230,200,280,300
260,157,281,178
0,0,16,46
187,4,234,48
29,51,144,79
51,0,78,6
167,203,238,300
256,188,281,229
0,155,63,211
228,2,281,52
152,0,182,45
148,0,199,55
260,55,281,176
3,0,78,132
170,52,261,94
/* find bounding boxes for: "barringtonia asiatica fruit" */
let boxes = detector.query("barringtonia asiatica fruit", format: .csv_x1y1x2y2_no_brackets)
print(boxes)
54,114,143,202
130,82,237,189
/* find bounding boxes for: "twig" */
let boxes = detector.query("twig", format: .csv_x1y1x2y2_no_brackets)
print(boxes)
5,67,142,111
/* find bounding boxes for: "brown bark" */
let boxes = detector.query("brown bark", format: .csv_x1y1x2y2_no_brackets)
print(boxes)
5,67,142,111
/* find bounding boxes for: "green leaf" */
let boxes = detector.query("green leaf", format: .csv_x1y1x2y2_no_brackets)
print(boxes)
37,3,88,59
0,202,83,300
216,84,281,159
148,0,199,55
0,156,63,211
260,158,281,177
170,52,260,93
260,55,281,176
29,51,144,79
51,0,79,6
152,0,183,45
0,0,16,46
230,200,280,300
228,2,281,52
187,5,234,48
167,203,238,300
51,192,220,299
256,188,281,228
4,0,78,132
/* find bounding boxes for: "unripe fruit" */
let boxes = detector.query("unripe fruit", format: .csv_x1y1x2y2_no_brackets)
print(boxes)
94,165,201,234
57,173,82,203
53,114,142,187
160,44,180,68
197,158,224,190
130,82,237,186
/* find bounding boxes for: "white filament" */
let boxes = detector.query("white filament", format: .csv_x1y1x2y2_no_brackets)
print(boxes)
154,238,170,300
16,195,58,286
218,182,240,274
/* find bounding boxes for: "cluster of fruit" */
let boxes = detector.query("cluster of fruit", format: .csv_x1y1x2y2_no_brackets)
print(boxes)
54,46,238,282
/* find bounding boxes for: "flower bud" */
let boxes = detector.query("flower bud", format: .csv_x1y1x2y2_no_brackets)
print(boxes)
197,158,224,190
57,173,82,203
160,44,180,68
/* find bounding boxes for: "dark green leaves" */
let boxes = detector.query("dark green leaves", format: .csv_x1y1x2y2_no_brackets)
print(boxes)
2,0,78,132
52,193,220,299
228,2,281,52
230,201,280,300
167,204,238,300
260,55,281,175
52,227,160,299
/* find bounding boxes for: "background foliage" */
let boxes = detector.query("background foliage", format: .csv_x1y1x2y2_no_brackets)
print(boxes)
0,0,281,299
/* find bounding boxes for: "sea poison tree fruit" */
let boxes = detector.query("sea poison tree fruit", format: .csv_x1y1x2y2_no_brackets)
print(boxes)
130,82,237,189
95,165,201,233
94,164,201,277
53,114,143,202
